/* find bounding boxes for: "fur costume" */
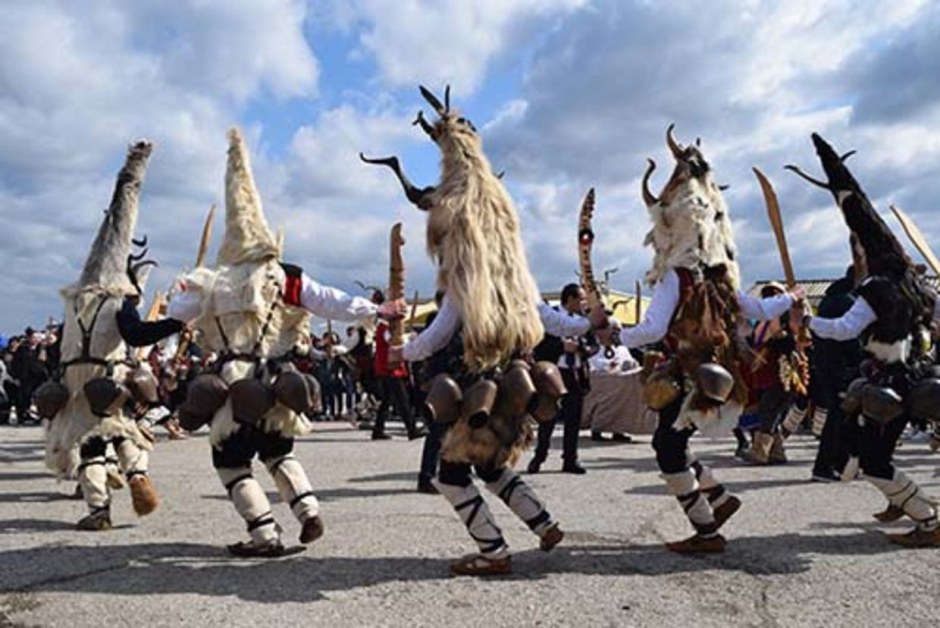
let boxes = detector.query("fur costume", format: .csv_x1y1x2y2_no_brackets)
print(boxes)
800,133,940,545
419,93,543,467
377,87,562,572
641,126,747,434
172,128,341,555
179,129,312,446
45,142,155,479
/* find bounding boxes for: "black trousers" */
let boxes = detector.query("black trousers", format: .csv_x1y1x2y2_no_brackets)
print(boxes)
755,385,789,434
651,393,696,474
438,458,503,486
212,425,294,469
533,370,583,464
373,376,418,435
811,368,851,475
858,413,909,480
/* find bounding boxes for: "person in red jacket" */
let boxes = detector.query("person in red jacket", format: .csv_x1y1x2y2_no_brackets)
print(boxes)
372,290,427,440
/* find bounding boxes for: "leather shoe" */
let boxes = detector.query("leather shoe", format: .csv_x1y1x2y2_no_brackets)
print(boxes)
417,481,439,494
371,432,391,441
408,426,429,440
611,433,633,443
666,533,726,554
561,463,586,475
590,431,608,442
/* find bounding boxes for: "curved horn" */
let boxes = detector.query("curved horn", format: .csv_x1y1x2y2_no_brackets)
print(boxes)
666,123,683,159
718,184,730,191
359,153,434,210
129,247,149,263
784,164,832,190
419,85,446,116
642,159,658,207
840,150,857,162
132,235,148,248
444,85,451,113
132,259,158,275
412,111,435,138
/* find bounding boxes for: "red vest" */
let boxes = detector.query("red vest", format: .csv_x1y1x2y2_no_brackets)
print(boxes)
373,322,408,378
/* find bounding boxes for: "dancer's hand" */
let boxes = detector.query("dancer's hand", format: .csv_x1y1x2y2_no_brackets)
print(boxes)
388,345,405,365
377,298,406,321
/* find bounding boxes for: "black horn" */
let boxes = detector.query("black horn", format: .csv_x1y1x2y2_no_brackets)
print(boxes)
642,159,658,207
419,85,446,116
413,111,435,139
359,153,435,210
784,164,832,191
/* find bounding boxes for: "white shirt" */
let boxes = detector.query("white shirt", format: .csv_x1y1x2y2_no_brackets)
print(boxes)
168,272,378,325
809,291,940,342
618,269,794,349
402,293,592,362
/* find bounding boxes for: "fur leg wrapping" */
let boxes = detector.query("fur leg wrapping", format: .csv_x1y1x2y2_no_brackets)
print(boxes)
484,469,554,536
435,479,508,558
782,405,807,435
690,459,730,509
663,469,717,535
104,443,125,490
78,456,110,511
811,408,827,438
217,466,279,544
265,454,319,522
114,438,149,477
865,470,938,530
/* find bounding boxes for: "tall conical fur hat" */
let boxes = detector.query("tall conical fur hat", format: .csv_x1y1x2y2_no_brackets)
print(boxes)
217,128,278,265
810,133,912,278
79,140,153,289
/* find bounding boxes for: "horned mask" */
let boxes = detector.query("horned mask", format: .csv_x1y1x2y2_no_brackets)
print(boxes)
641,125,739,289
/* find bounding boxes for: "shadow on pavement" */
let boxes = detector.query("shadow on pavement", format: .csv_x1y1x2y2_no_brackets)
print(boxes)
0,526,905,601
0,491,70,504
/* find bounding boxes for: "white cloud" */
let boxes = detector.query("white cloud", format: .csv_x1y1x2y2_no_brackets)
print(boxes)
0,0,319,331
483,0,940,292
335,0,587,93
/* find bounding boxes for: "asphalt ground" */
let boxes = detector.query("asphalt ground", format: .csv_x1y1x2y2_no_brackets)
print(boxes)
2,422,939,627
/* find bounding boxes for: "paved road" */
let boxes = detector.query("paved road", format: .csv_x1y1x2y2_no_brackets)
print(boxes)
1,422,939,627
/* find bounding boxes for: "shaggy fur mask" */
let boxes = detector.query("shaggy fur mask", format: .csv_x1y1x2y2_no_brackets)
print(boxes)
641,126,739,289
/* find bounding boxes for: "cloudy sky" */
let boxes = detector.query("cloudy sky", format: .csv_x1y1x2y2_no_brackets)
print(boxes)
2,0,939,332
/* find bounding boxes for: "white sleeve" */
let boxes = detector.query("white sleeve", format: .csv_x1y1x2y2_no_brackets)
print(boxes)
618,271,680,349
300,273,378,323
402,297,460,362
166,290,203,323
537,300,591,337
809,297,876,341
737,290,794,321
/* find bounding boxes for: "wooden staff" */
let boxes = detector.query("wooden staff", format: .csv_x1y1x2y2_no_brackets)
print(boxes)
578,188,605,315
388,222,406,347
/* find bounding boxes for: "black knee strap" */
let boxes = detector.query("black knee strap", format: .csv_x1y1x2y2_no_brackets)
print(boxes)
77,459,106,474
224,474,253,496
289,491,316,509
247,512,275,532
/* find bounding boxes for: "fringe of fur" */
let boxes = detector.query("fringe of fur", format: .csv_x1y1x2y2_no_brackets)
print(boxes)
217,128,279,266
46,290,153,477
79,141,152,293
441,414,533,469
644,177,740,289
427,119,543,371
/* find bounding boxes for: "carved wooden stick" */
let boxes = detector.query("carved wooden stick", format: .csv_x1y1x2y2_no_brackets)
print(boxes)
578,188,605,316
388,222,406,347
